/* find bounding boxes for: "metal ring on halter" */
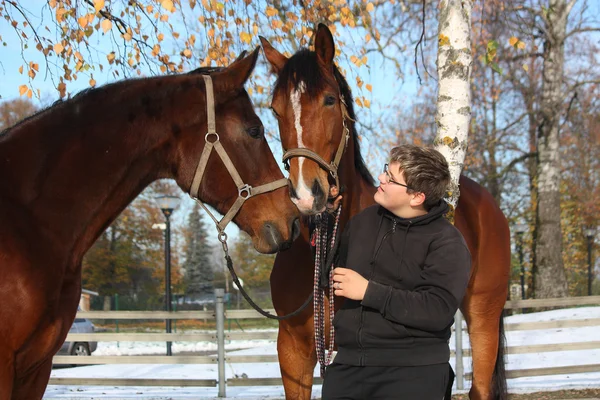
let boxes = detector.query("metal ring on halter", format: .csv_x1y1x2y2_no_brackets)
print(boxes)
238,184,252,200
205,132,220,143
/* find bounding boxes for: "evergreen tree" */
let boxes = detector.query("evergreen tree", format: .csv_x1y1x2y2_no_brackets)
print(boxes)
183,203,214,299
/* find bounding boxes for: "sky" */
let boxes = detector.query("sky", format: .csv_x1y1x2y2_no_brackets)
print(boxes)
45,306,600,399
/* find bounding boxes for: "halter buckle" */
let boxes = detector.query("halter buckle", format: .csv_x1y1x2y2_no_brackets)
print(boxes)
238,184,253,199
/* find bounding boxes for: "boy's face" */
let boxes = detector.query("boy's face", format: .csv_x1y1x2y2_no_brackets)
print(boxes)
374,162,426,217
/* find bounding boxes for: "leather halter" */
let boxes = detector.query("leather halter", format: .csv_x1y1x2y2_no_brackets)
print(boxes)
189,74,288,241
281,95,352,190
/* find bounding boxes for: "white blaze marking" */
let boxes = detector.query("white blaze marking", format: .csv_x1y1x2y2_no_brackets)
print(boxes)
290,81,313,207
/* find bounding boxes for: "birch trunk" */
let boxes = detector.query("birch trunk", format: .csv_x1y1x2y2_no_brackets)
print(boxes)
534,0,573,298
434,0,473,211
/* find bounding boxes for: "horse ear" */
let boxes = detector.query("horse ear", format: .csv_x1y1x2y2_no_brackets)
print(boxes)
314,23,335,69
234,50,247,63
259,36,288,73
222,47,260,88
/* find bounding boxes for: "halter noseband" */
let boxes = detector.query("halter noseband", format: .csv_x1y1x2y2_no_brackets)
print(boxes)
189,74,288,245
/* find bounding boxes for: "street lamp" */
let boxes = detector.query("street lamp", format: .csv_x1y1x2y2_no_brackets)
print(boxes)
514,224,528,300
155,194,181,356
584,226,596,296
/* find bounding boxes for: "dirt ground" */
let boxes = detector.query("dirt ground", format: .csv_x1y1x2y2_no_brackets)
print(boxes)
452,389,600,399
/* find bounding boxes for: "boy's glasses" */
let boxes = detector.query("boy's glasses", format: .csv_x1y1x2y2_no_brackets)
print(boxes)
383,164,411,189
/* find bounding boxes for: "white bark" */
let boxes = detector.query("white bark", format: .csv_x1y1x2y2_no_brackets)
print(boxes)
434,0,472,210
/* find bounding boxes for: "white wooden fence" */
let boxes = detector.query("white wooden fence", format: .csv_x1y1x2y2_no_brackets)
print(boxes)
50,292,600,397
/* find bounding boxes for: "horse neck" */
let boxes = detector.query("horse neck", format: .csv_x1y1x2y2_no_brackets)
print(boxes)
0,76,203,262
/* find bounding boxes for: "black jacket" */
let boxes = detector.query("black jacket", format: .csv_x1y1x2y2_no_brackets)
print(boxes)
333,202,471,366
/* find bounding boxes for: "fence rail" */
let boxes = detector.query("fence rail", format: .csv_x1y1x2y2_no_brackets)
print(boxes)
49,294,600,396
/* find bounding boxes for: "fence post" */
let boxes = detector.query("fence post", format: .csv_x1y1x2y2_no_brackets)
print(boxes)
455,309,464,390
215,289,226,398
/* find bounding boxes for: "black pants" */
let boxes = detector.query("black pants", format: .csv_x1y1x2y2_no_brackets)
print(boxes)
321,362,450,400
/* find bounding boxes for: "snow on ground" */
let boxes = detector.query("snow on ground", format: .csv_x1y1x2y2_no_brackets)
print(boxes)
44,306,600,399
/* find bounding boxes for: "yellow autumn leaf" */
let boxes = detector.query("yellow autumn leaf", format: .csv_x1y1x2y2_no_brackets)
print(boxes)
75,51,83,61
19,84,28,96
107,52,115,63
355,97,363,107
78,15,89,28
366,84,372,92
18,65,23,74
157,33,165,42
31,63,39,71
26,89,33,98
240,31,252,44
364,99,370,108
89,78,96,87
58,82,66,98
509,36,519,47
523,64,529,72
266,6,277,17
54,42,64,54
517,41,526,50
182,48,192,58
128,58,135,67
161,0,174,11
366,2,374,12
101,19,112,33
365,33,371,43
93,0,105,12
361,56,367,65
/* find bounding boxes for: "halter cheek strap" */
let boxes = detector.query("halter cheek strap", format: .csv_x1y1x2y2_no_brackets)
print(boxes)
189,74,288,237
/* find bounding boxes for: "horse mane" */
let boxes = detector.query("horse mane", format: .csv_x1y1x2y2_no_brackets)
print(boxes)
1,67,223,138
274,49,375,185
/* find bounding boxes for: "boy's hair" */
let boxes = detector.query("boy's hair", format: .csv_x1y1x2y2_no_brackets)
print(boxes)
389,144,451,210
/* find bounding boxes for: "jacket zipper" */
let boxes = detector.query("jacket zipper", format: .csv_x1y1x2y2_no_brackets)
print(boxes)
357,218,397,365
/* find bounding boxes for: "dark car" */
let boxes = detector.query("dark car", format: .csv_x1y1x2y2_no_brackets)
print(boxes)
56,316,98,356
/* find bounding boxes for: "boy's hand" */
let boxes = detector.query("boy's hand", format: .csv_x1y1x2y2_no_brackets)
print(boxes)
332,267,368,300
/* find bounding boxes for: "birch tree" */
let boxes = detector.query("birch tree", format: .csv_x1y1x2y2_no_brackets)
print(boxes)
434,0,473,210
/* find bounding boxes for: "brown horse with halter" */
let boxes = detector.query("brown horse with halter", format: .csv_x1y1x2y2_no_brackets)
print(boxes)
0,48,300,400
261,25,510,400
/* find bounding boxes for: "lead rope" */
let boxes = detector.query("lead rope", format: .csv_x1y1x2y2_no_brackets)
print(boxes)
314,204,342,377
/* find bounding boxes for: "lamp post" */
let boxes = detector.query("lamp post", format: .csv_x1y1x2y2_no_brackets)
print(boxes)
584,227,596,296
155,194,181,356
514,224,528,300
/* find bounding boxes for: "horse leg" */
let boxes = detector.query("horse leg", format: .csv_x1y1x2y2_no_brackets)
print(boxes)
0,349,14,400
11,359,53,400
278,319,318,399
462,292,506,400
271,234,317,400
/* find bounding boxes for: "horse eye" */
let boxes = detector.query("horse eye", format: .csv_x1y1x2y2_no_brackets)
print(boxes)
247,125,264,139
324,95,336,106
270,106,280,118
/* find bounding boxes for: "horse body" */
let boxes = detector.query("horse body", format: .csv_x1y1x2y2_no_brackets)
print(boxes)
263,25,509,400
0,49,299,400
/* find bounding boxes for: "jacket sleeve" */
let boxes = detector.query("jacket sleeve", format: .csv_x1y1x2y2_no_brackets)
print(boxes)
360,240,471,331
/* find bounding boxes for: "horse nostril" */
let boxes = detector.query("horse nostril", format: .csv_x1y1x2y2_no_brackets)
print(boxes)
311,179,324,200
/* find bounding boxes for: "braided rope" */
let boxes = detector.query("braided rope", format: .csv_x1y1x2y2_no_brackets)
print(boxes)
314,205,342,377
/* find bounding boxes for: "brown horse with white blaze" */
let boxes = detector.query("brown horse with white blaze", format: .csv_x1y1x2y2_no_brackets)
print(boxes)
261,24,510,400
0,48,300,400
